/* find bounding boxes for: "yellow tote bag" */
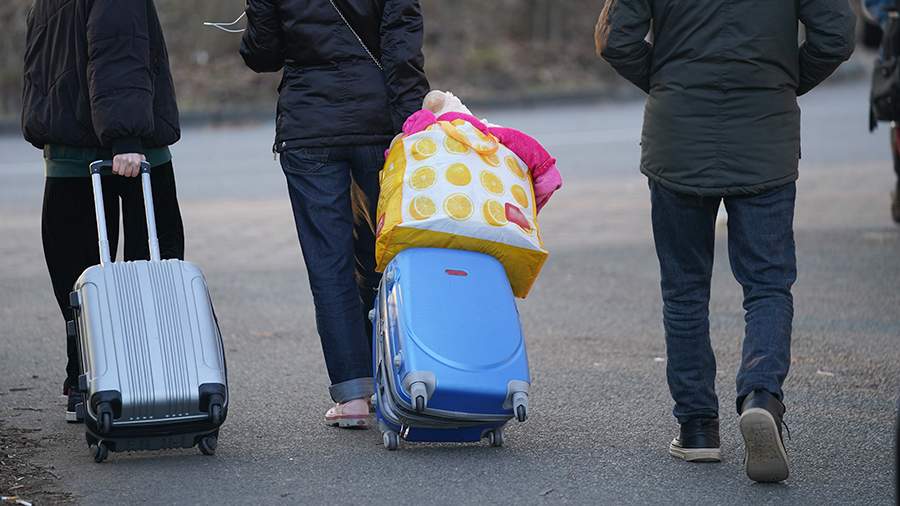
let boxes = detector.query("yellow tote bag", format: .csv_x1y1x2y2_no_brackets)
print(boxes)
375,120,548,298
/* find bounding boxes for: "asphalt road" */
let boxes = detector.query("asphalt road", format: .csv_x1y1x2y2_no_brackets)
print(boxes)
1,80,898,505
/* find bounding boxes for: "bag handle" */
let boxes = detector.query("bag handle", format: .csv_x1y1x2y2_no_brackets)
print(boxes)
88,160,161,265
327,0,384,71
438,121,501,156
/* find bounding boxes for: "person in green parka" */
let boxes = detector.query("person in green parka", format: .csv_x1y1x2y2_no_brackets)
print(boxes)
596,0,855,483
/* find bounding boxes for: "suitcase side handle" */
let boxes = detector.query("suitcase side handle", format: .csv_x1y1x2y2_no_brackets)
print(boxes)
89,160,161,265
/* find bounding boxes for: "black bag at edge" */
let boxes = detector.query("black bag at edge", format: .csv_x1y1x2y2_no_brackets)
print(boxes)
871,6,900,130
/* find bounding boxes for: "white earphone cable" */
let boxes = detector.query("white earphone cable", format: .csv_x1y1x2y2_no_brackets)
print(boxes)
203,11,246,33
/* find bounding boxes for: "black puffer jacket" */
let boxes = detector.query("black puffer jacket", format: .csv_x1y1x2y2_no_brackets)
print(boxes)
240,0,429,150
598,0,855,196
22,0,180,155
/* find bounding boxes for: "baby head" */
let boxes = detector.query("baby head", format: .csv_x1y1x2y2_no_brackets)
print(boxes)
423,90,472,117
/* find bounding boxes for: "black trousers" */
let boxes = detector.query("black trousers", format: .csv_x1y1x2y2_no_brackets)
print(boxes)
42,162,184,389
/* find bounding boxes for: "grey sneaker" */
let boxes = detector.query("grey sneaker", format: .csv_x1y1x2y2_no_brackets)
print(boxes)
66,391,84,423
739,390,790,483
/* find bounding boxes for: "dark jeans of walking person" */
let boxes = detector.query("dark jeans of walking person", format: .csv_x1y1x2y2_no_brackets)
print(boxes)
280,146,383,405
597,0,855,483
890,127,900,223
650,181,796,421
241,0,429,428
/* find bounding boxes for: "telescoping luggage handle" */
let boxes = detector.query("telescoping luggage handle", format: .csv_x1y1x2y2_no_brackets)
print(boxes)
88,160,161,266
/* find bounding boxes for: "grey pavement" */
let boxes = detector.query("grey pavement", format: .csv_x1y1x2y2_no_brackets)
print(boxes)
1,80,898,505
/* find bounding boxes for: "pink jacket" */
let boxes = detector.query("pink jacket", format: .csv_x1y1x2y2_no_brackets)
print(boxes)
401,110,562,212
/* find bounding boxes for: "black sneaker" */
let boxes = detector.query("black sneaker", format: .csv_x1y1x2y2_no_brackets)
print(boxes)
66,390,84,423
739,390,790,483
669,417,721,463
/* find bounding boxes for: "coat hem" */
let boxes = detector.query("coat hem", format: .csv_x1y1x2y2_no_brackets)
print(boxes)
641,167,799,197
275,134,394,152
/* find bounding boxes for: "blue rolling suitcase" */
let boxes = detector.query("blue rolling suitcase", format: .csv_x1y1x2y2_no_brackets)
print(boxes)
371,248,531,450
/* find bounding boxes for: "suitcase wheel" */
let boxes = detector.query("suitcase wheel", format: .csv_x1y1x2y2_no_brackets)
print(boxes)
516,405,528,423
91,443,109,463
99,411,113,434
209,403,223,426
410,381,428,413
487,429,504,448
382,430,399,451
512,391,529,423
198,435,218,456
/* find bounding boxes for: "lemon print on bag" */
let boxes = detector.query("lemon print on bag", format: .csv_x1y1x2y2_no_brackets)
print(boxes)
473,129,497,151
480,152,501,167
511,184,530,209
444,135,470,155
444,193,474,221
383,140,406,176
410,166,436,190
483,200,508,227
505,156,526,180
474,128,494,143
409,196,436,221
446,163,472,186
412,138,437,161
480,170,504,195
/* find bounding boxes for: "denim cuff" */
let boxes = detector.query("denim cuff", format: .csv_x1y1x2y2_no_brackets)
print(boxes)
329,377,374,404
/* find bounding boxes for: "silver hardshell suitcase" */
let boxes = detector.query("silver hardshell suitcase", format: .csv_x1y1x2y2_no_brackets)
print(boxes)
68,160,228,463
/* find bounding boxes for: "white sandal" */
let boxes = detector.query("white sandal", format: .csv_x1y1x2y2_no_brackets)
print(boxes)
324,398,371,429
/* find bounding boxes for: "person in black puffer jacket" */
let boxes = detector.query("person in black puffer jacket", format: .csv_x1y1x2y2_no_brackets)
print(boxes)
240,0,429,428
21,0,185,424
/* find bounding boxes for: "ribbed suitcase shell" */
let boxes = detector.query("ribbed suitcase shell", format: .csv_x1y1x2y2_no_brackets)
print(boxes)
373,248,530,448
75,260,226,421
70,161,227,460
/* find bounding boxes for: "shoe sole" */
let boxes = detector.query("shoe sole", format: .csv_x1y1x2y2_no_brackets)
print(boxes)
325,416,370,430
740,408,790,483
668,439,721,463
66,402,84,423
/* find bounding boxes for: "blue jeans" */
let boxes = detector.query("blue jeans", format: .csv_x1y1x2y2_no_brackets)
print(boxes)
865,0,891,26
649,181,797,423
280,145,384,403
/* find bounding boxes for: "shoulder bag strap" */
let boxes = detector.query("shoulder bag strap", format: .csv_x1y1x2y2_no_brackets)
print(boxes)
327,0,384,71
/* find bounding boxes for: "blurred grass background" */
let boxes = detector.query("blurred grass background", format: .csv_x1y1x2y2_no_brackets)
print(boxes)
0,0,618,121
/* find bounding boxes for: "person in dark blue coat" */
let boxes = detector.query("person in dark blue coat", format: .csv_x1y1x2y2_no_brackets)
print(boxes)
864,0,900,223
866,0,893,25
240,0,429,429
